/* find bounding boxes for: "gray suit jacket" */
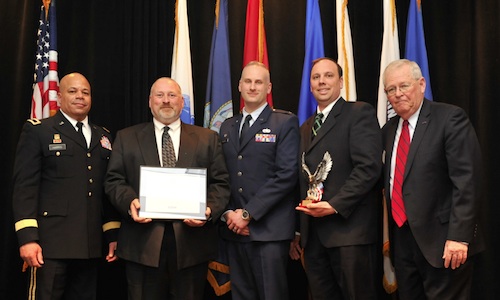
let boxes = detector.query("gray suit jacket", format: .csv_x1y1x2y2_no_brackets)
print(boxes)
105,122,230,269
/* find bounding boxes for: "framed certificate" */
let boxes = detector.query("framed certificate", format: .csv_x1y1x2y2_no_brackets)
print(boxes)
139,166,207,219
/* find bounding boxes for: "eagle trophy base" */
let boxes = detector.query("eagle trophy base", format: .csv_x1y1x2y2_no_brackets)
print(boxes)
300,197,320,207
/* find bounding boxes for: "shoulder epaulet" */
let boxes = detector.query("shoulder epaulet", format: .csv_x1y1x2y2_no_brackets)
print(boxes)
26,118,41,125
272,108,293,115
102,127,110,133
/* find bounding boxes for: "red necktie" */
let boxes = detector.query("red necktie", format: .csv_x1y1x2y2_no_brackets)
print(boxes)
392,120,410,227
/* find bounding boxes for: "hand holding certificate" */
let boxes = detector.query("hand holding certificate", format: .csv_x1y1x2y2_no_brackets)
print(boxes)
139,166,207,220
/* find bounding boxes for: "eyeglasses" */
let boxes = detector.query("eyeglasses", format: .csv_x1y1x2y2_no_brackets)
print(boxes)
385,80,417,96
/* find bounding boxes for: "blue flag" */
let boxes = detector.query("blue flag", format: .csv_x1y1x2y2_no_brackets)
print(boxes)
297,0,325,125
205,0,232,296
204,0,233,133
405,0,433,100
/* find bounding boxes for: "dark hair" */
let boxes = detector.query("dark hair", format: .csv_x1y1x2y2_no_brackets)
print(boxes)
311,57,343,77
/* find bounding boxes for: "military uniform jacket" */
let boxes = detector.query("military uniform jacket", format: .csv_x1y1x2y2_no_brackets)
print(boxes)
12,111,119,259
219,105,300,242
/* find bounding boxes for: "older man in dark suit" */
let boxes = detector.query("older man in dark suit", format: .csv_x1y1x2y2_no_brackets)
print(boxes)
12,73,120,300
104,77,230,300
293,58,383,299
219,61,300,300
382,59,483,300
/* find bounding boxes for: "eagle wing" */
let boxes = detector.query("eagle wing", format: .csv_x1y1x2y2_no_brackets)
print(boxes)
313,151,333,182
301,152,312,179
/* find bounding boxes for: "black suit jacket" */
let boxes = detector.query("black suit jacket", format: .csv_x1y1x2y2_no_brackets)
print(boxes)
12,111,119,259
104,122,230,269
382,100,483,268
299,99,383,248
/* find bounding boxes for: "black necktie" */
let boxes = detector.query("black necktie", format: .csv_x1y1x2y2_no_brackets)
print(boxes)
312,112,324,137
162,126,176,167
76,122,88,148
240,115,252,143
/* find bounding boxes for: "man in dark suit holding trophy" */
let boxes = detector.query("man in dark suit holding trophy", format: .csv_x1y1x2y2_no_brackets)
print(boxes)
292,58,382,299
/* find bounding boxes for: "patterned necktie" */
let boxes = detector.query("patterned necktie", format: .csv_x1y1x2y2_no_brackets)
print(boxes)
240,115,252,143
392,120,410,227
312,112,324,137
162,126,176,167
76,122,88,148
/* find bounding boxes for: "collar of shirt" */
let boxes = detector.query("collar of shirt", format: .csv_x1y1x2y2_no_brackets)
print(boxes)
316,96,340,123
389,100,424,192
241,102,267,131
398,100,424,141
60,110,89,130
60,110,91,145
153,118,181,163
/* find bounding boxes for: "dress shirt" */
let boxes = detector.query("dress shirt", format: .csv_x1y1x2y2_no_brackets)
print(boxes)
60,110,91,147
153,118,181,165
240,103,268,134
389,101,423,196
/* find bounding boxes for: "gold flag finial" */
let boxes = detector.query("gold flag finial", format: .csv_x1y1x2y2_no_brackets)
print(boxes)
43,0,51,19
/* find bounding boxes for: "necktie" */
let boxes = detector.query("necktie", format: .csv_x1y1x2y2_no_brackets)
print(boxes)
240,115,252,143
312,112,324,137
162,127,176,167
392,120,410,227
76,122,88,148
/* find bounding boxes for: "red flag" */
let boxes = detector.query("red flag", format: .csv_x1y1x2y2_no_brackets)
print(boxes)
241,0,273,110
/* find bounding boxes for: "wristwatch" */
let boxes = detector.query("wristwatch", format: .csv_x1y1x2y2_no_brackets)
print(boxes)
241,209,252,221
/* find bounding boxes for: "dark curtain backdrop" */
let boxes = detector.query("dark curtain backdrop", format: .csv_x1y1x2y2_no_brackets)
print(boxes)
1,0,499,299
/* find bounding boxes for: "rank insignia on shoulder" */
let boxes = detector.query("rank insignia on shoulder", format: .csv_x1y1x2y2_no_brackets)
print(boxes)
272,109,292,115
27,118,41,125
102,127,110,133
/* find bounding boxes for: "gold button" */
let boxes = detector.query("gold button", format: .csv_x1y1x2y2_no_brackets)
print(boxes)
56,152,60,156
43,212,48,216
238,188,243,193
87,165,92,170
237,172,242,176
88,192,92,197
238,155,243,160
89,178,93,184
87,153,91,158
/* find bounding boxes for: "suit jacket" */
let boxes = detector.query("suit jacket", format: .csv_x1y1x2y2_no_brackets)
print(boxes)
299,99,382,248
12,111,119,259
104,122,230,269
382,100,483,268
219,105,300,242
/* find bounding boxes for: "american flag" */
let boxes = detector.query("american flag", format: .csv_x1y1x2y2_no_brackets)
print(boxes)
31,0,59,119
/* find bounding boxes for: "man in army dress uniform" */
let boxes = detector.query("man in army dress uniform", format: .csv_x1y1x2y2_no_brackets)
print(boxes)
12,73,120,300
